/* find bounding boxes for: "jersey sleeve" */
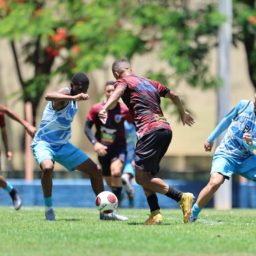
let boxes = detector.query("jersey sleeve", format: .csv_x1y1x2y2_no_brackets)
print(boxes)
207,100,248,143
86,105,98,123
149,79,170,97
0,113,5,127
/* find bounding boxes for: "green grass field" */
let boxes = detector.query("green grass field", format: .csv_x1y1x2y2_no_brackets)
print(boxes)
0,207,255,256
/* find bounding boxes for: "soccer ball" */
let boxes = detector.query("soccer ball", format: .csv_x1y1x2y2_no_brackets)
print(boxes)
95,191,118,214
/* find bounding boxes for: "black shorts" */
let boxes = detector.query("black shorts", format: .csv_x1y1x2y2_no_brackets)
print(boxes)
98,147,126,176
135,129,172,176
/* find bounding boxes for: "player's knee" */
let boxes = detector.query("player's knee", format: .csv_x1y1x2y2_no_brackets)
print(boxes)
112,171,122,178
208,179,222,192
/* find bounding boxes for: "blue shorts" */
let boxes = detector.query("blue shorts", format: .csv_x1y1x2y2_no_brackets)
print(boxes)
211,154,256,181
123,160,135,177
32,141,89,172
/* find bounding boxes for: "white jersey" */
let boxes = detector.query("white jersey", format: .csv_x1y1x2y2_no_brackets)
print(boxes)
32,100,77,148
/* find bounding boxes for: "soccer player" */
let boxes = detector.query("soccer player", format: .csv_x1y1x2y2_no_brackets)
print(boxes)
0,104,36,210
84,81,130,220
121,120,136,207
32,73,123,221
190,96,256,222
99,59,195,225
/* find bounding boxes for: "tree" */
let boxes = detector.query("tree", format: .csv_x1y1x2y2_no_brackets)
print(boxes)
0,0,255,125
233,0,256,90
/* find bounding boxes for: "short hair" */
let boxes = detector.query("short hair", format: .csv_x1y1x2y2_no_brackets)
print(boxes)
105,81,115,87
71,73,89,89
112,58,131,74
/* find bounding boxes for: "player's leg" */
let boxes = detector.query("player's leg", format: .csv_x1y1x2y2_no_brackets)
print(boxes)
190,172,225,222
143,188,163,225
76,159,104,195
40,159,55,221
57,143,104,195
109,158,124,202
0,175,22,210
135,129,194,224
190,156,234,222
32,142,55,221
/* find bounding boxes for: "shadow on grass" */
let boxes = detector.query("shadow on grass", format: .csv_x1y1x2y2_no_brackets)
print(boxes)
128,222,171,226
57,218,82,222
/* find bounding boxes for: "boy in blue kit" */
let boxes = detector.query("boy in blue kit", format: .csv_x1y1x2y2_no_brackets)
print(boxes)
190,96,256,222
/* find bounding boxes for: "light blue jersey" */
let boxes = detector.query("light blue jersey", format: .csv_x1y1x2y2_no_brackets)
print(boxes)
209,100,256,164
32,100,77,148
209,100,256,180
31,94,88,171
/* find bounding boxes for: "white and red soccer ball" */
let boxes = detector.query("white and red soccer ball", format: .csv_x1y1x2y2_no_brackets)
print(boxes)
95,191,118,214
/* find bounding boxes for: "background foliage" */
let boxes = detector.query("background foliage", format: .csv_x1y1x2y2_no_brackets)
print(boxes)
0,0,255,123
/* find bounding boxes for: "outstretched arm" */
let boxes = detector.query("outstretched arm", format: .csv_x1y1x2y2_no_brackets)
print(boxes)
0,104,36,137
99,85,126,124
165,91,194,126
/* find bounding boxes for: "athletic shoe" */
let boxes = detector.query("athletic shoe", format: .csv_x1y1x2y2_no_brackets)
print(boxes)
144,210,163,225
45,208,55,221
9,189,22,210
100,212,128,221
189,216,197,223
179,192,194,224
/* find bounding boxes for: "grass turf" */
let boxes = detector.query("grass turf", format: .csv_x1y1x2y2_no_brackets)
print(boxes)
0,207,255,256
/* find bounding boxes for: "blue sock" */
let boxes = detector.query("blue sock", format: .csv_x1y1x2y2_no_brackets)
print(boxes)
4,182,13,193
191,203,202,218
44,197,53,208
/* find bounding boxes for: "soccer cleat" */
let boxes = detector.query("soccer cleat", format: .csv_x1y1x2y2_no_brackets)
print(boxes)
9,189,22,210
189,216,197,223
144,210,163,225
45,208,55,221
100,212,128,221
179,192,194,224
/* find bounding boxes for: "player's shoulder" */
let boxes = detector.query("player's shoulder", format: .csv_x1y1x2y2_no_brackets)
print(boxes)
236,99,251,108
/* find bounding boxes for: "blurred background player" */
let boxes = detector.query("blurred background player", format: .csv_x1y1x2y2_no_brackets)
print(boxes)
0,104,36,210
99,59,195,225
84,81,131,220
121,120,136,207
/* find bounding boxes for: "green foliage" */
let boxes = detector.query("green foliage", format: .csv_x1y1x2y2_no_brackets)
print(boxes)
0,0,255,117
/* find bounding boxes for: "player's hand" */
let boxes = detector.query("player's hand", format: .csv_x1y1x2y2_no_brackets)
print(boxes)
181,111,195,126
6,151,13,160
243,132,253,145
25,123,37,137
204,141,213,152
98,109,108,124
94,142,107,157
73,93,89,101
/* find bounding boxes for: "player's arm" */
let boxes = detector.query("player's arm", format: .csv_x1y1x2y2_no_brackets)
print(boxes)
207,104,240,144
84,117,107,157
0,104,36,137
84,120,98,145
165,91,194,126
45,88,89,102
99,85,126,124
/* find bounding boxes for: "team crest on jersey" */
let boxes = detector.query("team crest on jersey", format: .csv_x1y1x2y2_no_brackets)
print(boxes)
114,114,122,123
